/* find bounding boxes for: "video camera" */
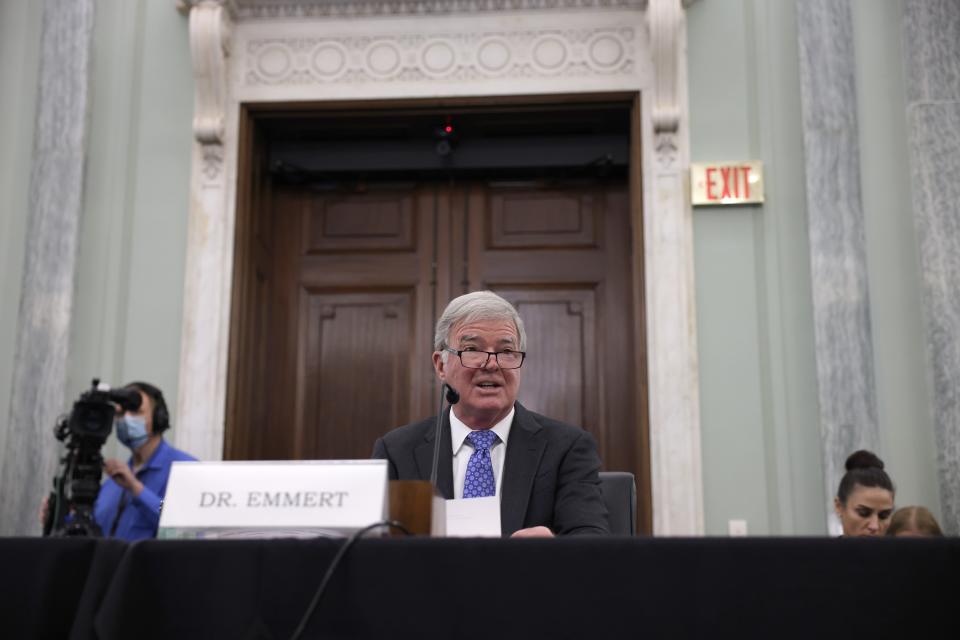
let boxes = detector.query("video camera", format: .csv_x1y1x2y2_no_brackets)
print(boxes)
42,379,142,537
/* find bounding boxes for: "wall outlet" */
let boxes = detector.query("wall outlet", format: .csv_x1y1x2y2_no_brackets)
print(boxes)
728,519,748,536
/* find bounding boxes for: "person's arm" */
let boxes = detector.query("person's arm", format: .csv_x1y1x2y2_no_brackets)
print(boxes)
103,458,162,530
552,430,610,536
129,486,163,530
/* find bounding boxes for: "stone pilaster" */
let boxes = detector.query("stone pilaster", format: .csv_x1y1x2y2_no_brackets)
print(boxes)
796,0,880,530
903,0,960,535
0,0,95,535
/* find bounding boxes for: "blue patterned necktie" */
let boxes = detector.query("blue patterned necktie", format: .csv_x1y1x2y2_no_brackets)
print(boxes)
463,430,498,498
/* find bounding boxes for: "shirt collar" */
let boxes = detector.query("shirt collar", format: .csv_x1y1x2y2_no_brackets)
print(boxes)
450,406,514,455
129,438,171,471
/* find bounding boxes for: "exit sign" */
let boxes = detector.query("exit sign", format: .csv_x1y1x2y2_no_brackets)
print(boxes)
691,161,764,205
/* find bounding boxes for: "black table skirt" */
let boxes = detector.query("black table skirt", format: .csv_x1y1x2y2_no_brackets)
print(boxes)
4,536,957,639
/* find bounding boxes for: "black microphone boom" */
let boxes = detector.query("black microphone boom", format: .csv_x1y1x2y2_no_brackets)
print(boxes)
444,385,460,405
429,383,459,489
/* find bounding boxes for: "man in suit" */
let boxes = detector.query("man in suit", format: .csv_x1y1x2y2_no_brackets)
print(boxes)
372,290,609,537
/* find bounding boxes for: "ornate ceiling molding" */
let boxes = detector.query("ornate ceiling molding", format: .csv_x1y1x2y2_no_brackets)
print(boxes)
244,27,636,87
180,0,648,20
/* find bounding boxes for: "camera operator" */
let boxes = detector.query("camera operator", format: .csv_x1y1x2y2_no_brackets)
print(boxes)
41,381,196,541
97,381,196,540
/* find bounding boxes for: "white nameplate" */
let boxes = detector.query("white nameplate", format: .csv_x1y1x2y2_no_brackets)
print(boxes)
158,460,388,539
443,497,501,537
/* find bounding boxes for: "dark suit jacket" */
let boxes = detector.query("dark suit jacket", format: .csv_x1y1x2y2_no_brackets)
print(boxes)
371,402,609,536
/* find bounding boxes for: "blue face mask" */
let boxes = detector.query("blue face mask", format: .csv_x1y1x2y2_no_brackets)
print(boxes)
116,415,150,450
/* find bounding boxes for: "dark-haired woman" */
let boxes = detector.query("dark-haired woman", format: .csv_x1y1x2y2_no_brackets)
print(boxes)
834,450,895,537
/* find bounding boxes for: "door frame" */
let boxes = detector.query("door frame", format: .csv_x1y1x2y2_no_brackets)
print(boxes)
176,0,702,535
226,94,653,532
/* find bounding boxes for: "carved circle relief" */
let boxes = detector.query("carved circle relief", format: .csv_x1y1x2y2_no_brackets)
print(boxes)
235,1,646,20
420,39,457,76
530,35,569,73
476,37,511,75
364,40,403,78
256,43,293,80
586,33,625,70
311,42,349,79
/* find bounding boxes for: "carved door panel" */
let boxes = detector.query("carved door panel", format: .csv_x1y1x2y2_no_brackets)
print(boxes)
455,181,641,476
229,182,437,460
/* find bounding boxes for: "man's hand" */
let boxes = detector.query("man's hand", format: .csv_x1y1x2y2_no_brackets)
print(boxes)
103,459,144,497
510,526,555,538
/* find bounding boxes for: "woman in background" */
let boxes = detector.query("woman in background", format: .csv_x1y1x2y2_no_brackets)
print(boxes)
834,450,895,537
887,505,943,537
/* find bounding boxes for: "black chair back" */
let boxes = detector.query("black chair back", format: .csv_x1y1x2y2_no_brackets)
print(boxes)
599,471,637,535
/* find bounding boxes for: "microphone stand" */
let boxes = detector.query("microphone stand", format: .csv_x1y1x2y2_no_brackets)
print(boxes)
383,384,459,537
429,383,459,490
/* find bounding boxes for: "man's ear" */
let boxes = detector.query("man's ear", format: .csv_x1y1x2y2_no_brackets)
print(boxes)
432,351,446,380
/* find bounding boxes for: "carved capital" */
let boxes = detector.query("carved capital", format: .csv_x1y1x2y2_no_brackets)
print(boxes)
648,0,682,135
178,0,237,16
654,131,678,169
189,1,232,144
200,143,225,185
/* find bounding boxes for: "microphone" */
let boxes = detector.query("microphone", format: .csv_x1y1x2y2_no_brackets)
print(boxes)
444,384,460,405
429,383,459,489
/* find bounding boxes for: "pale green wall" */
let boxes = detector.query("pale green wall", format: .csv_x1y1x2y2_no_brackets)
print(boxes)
67,0,193,458
688,0,825,535
688,0,941,535
0,0,941,533
0,0,192,506
0,1,44,463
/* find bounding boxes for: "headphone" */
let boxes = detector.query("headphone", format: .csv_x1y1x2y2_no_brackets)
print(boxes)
124,381,170,434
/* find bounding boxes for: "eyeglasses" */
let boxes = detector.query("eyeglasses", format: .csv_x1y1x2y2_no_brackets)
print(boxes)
444,347,526,370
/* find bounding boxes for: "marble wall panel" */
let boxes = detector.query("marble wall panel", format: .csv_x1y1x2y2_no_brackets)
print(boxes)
0,0,94,535
796,0,880,528
904,0,960,535
903,0,960,103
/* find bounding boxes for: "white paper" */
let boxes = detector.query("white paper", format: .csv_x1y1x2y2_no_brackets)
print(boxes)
443,496,501,537
431,495,447,537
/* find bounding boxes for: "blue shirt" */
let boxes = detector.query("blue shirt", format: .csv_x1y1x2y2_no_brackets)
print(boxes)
93,439,196,541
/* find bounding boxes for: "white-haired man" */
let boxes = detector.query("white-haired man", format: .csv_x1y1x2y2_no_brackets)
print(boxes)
372,291,609,537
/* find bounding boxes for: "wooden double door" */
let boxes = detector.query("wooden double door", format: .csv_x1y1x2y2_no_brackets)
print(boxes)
226,175,647,521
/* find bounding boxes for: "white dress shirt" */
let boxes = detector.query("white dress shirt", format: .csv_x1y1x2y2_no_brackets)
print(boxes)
450,407,514,499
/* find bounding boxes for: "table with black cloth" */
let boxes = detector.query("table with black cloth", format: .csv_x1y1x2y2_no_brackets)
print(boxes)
4,536,957,640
